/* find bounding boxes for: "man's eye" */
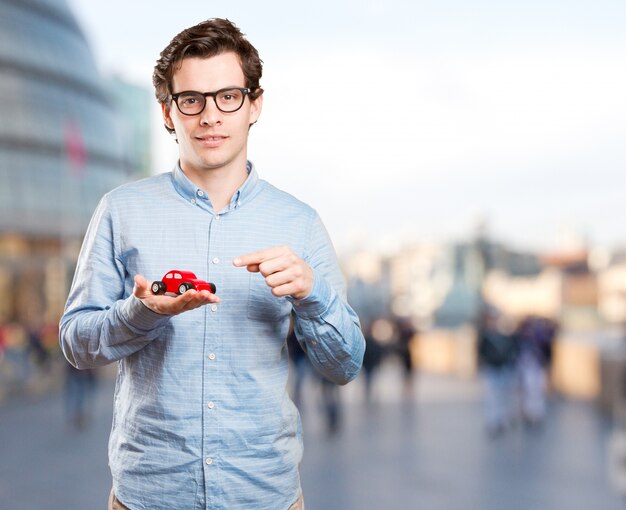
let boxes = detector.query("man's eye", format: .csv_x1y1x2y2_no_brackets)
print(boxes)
219,91,240,102
181,96,200,105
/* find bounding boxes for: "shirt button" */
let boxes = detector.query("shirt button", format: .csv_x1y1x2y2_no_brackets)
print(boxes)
190,198,196,205
211,304,218,312
206,458,213,465
197,190,204,197
212,257,220,264
214,215,219,220
208,353,216,360
207,401,215,409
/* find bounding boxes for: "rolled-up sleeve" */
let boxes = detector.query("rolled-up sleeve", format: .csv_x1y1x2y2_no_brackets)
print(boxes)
291,213,365,385
59,194,169,369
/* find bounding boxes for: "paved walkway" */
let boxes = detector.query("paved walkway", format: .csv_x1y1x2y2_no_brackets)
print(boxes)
0,361,624,509
300,363,625,509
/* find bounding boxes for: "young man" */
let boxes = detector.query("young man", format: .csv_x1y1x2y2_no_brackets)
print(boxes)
59,18,364,510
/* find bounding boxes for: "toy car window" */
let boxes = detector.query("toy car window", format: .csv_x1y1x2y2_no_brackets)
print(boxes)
165,274,172,279
174,274,182,279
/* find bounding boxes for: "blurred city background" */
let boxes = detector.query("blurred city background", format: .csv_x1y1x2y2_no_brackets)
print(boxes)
1,0,626,508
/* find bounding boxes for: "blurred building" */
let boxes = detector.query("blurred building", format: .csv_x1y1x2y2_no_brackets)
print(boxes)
348,231,544,329
107,76,153,178
0,0,148,334
341,234,622,390
597,250,626,327
344,250,390,326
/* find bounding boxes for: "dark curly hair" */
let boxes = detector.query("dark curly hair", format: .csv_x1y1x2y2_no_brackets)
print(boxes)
153,18,264,133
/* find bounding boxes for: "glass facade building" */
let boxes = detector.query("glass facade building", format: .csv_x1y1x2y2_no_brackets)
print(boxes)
0,0,130,237
0,0,144,358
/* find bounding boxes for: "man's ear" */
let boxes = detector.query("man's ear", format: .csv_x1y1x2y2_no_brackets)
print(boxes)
162,102,175,132
248,93,263,125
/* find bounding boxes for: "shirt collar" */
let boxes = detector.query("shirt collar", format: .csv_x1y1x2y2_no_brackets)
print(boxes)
171,160,262,212
231,161,260,209
172,162,200,204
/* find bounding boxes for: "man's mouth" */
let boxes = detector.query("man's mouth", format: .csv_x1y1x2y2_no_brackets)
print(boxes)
196,135,227,147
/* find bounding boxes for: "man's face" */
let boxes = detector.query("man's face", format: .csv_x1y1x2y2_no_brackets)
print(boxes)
162,52,262,178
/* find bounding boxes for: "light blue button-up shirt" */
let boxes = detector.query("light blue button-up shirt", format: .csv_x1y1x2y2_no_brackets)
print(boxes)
59,162,365,510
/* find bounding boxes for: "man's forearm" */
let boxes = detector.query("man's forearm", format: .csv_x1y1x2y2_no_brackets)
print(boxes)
292,274,365,385
60,294,169,369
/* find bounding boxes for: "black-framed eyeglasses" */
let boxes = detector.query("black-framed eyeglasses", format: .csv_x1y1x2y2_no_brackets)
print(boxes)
170,87,251,115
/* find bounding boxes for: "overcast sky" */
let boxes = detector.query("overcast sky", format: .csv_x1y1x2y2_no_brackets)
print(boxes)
68,0,626,255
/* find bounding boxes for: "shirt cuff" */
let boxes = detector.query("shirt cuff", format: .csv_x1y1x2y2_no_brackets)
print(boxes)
118,294,171,332
289,270,332,318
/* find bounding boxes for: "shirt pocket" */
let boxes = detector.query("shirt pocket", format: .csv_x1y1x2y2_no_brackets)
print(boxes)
247,272,292,321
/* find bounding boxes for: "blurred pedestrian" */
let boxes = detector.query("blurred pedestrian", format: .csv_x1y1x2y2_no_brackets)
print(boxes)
318,372,342,436
287,322,309,410
361,321,386,403
394,316,417,398
0,324,5,364
477,306,519,436
515,316,557,427
26,324,50,372
64,362,97,430
287,314,343,435
3,322,31,383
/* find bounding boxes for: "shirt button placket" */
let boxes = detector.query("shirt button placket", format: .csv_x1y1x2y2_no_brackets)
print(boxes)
205,208,221,504
205,350,217,479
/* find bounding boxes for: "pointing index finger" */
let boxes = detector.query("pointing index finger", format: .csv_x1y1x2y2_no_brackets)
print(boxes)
233,246,282,268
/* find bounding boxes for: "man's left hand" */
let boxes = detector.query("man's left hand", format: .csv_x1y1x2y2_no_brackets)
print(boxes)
233,246,313,300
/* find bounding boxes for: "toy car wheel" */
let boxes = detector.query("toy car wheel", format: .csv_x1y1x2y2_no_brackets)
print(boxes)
178,282,193,295
209,283,216,294
151,281,166,294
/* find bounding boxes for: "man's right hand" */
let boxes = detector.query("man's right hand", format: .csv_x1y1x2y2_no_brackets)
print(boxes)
133,274,220,316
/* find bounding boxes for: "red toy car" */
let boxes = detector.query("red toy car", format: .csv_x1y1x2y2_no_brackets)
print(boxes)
151,270,216,295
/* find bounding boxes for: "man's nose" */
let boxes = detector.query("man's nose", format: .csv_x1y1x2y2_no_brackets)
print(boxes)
200,98,221,126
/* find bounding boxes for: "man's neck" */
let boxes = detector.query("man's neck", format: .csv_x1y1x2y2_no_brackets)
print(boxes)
181,161,248,213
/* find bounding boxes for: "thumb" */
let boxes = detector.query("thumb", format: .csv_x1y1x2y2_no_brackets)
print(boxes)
133,274,149,297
